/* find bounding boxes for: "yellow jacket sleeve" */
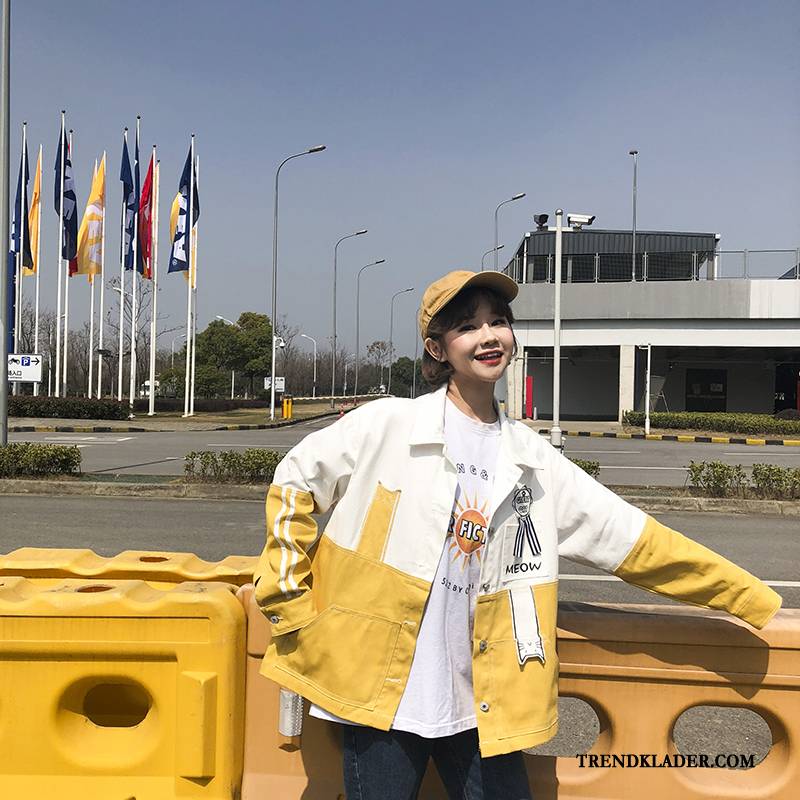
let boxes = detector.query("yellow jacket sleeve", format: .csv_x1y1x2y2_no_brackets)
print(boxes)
253,410,360,635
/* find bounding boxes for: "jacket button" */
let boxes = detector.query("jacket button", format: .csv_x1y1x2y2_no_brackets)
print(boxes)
269,614,281,624
480,702,490,712
479,640,488,653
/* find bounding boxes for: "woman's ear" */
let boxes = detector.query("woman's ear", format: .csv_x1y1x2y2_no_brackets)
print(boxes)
424,337,444,362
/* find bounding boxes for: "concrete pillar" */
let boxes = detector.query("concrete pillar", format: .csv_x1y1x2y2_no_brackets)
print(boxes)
504,351,525,420
618,345,636,424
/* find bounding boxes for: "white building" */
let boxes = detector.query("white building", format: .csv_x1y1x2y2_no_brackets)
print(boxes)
502,228,800,422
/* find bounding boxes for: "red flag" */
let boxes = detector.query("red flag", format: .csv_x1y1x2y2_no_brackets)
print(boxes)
138,155,154,279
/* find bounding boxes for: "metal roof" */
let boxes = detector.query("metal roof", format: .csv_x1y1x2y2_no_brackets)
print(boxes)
513,229,719,257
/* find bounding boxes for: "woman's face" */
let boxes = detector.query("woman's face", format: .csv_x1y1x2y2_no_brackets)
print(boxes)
426,297,515,387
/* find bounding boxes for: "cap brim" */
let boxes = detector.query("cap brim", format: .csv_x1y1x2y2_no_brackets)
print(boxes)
457,271,519,303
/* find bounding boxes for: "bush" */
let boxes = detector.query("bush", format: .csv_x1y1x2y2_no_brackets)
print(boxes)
623,411,800,436
571,459,600,480
9,396,129,420
0,443,82,477
687,460,799,499
133,398,269,413
184,448,285,484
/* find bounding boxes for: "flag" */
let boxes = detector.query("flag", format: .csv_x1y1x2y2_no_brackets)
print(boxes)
138,154,154,279
120,135,137,270
134,130,144,274
76,154,106,277
168,144,200,277
54,128,78,275
11,140,33,270
23,148,41,277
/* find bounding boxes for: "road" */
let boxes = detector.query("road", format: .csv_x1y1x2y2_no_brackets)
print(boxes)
9,420,800,486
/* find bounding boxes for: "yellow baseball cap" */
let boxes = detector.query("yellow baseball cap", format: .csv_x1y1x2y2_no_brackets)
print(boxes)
418,270,519,339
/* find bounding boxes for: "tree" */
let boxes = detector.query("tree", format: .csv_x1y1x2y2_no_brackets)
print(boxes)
236,312,272,396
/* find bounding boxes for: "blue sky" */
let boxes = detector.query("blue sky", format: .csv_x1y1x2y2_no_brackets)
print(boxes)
11,0,800,360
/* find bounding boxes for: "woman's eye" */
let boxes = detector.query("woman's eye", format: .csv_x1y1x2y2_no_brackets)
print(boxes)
459,325,474,332
492,318,507,325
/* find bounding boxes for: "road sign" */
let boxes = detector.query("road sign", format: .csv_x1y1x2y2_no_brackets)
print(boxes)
264,376,286,392
8,354,43,383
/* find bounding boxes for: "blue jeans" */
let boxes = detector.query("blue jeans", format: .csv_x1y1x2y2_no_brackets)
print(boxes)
341,725,533,800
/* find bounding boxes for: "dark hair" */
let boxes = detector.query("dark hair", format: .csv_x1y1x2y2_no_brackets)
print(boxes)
421,286,517,388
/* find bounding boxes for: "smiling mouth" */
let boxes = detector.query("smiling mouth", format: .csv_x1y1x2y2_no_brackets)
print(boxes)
475,351,503,362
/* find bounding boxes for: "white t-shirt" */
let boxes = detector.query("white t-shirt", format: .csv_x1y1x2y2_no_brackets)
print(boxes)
310,396,502,737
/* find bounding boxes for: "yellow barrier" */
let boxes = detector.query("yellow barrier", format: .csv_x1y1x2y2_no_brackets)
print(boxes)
0,547,258,586
0,577,246,798
282,395,293,420
237,587,797,799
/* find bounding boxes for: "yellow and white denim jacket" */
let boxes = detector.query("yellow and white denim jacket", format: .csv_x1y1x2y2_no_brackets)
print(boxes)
254,385,781,757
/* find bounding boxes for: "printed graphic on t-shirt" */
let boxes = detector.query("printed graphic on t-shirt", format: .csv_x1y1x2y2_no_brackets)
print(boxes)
447,491,488,571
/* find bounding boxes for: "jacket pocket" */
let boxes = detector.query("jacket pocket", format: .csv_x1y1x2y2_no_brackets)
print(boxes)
357,481,401,561
274,604,401,709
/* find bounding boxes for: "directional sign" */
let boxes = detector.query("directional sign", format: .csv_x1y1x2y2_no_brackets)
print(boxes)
8,354,43,383
264,376,286,392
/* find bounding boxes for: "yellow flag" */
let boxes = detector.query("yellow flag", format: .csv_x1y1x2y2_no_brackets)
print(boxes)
171,190,197,288
76,154,106,276
23,148,42,277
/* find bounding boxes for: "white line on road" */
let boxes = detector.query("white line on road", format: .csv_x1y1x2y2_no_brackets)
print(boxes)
722,452,800,457
599,465,687,471
569,450,641,454
205,443,293,449
560,574,800,588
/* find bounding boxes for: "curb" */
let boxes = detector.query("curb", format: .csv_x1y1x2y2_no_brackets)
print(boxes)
536,429,800,448
1,479,798,516
8,409,341,434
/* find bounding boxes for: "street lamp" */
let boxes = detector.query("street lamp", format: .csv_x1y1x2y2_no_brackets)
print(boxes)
387,287,414,394
411,308,420,399
481,244,504,271
171,333,187,370
354,258,387,401
331,229,368,407
637,343,652,435
537,209,595,451
270,144,326,421
215,315,236,399
494,192,525,271
629,149,638,281
300,333,317,398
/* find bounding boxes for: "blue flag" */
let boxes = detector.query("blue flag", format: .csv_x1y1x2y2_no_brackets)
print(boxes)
134,129,144,274
11,141,32,269
53,128,78,269
120,136,136,270
168,145,200,274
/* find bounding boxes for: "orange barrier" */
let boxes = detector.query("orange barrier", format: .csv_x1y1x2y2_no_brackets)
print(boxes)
0,547,258,586
0,577,246,798
238,587,797,799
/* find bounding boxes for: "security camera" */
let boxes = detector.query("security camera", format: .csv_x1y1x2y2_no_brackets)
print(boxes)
533,214,549,229
567,213,595,229
274,336,287,348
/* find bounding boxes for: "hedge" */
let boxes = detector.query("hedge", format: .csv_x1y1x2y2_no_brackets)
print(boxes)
623,411,800,436
0,443,82,477
184,448,285,484
133,398,270,413
687,460,800,499
571,458,600,480
9,395,129,420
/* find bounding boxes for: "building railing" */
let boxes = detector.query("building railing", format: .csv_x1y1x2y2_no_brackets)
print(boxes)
504,249,800,283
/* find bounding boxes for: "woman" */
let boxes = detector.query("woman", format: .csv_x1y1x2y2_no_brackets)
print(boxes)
254,269,780,800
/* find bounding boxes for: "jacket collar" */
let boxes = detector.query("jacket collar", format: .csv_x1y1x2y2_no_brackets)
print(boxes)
409,384,544,468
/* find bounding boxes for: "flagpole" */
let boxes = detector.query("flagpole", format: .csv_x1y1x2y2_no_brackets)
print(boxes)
148,148,158,415
128,116,140,407
183,134,195,417
12,121,26,397
54,111,65,398
189,154,199,416
62,128,73,397
87,158,97,397
97,151,106,398
117,128,127,402
33,144,42,396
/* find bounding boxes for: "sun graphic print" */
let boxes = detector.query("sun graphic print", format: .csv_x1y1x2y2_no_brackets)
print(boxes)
448,492,489,572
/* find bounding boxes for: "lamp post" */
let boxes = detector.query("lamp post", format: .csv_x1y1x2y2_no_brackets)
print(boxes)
270,144,326,421
388,287,413,394
411,309,420,399
300,333,317,398
215,315,236,399
494,193,525,271
629,149,638,281
638,343,652,435
354,258,386,400
342,353,355,395
331,229,367,407
537,210,596,451
171,333,186,370
481,244,504,271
